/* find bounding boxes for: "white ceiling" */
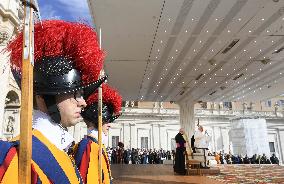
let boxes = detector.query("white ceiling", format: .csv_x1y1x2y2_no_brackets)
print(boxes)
88,0,284,103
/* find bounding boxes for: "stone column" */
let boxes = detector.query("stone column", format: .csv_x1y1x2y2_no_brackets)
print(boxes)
158,124,161,149
277,129,284,164
178,100,195,146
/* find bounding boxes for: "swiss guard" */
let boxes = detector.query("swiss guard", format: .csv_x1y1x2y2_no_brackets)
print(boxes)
74,84,122,184
0,20,106,183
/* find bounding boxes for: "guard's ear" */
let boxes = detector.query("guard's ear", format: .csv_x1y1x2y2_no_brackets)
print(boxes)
34,95,48,112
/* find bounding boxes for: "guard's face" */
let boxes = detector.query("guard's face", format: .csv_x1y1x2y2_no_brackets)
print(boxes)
56,90,87,127
102,122,111,135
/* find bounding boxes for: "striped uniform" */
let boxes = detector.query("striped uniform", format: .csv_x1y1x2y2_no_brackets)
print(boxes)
74,136,112,184
0,130,83,184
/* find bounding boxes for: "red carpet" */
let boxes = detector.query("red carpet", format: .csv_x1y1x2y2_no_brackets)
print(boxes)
207,164,284,183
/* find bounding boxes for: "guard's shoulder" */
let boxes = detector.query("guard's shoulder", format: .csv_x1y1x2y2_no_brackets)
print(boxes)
0,140,19,165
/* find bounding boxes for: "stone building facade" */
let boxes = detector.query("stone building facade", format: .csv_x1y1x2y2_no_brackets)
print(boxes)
0,0,22,140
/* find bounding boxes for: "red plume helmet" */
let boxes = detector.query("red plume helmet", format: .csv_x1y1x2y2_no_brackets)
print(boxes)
81,84,122,124
7,20,105,85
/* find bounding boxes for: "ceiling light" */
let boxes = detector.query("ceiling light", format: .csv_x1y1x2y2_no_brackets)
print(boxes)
194,68,197,71
246,68,248,71
216,81,218,83
179,68,182,71
214,73,217,76
259,49,262,52
158,81,160,83
249,30,251,33
160,40,163,43
238,18,241,21
215,18,218,21
176,49,178,52
261,18,265,21
147,78,150,80
253,90,255,93
228,30,231,33
156,84,159,86
199,40,202,43
249,88,250,90
164,30,167,33
192,18,194,21
254,40,257,43
225,81,228,84
244,77,247,80
194,81,197,84
173,77,176,79
249,56,252,59
158,49,160,52
234,56,237,59
280,72,282,75
209,77,212,80
171,56,174,59
226,73,229,76
209,68,211,71
220,68,223,71
156,56,158,59
206,30,209,33
233,68,236,71
170,82,173,84
165,68,168,71
233,96,235,98
168,18,171,22
266,30,270,33
204,81,207,84
182,81,185,84
244,49,247,52
193,49,196,52
211,49,214,52
272,40,274,43
185,30,188,33
154,90,156,92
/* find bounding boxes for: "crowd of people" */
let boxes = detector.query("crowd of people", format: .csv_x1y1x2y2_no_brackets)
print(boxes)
212,152,280,165
106,147,175,164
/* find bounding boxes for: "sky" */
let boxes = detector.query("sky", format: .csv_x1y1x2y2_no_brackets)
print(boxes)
38,0,92,24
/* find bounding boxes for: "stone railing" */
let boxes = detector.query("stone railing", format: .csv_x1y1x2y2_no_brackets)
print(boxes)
195,109,284,118
122,107,179,116
122,107,284,119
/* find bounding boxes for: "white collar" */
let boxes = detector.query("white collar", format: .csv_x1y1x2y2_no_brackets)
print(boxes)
32,110,74,151
88,128,108,145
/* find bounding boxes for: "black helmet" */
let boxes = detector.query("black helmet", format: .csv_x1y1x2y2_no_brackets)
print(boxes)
82,103,121,125
34,56,106,95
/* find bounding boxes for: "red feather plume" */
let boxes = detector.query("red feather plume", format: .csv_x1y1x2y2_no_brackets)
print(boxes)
87,84,122,114
6,20,105,84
